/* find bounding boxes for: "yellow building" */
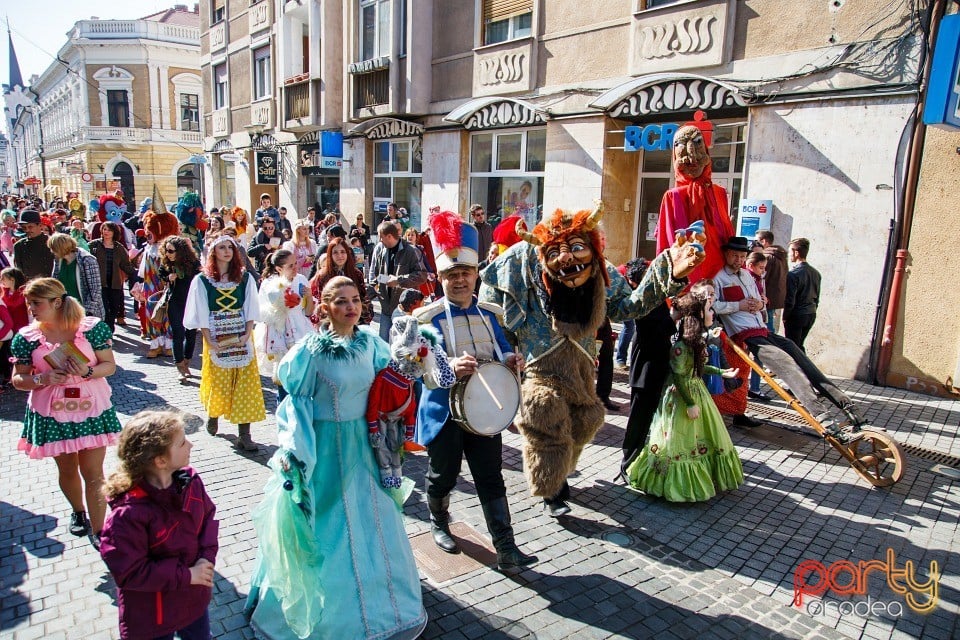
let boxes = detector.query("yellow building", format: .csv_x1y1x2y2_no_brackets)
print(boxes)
10,6,202,209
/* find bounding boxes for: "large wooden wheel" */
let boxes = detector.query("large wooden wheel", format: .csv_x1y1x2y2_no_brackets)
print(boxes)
842,428,907,487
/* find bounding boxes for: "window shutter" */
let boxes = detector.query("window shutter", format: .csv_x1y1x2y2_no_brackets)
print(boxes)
483,0,533,23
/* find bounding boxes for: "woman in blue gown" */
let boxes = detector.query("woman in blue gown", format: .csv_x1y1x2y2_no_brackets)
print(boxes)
246,275,427,640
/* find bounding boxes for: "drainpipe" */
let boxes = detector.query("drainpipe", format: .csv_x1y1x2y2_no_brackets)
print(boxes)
875,0,949,385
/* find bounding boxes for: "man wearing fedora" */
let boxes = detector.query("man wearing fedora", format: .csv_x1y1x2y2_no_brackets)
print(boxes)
712,236,866,436
12,209,55,281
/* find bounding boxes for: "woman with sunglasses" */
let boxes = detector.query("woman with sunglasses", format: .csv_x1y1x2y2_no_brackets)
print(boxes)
159,237,201,381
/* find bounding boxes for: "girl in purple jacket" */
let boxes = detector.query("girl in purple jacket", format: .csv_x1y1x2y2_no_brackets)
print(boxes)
100,411,219,640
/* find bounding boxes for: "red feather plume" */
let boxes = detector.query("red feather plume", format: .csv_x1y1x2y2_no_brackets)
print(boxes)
428,210,463,253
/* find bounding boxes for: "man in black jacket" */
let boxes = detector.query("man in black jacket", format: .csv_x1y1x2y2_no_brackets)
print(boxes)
367,221,427,340
12,209,55,280
620,258,675,478
784,237,821,352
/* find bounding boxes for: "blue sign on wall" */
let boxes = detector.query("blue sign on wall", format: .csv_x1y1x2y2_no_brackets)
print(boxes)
321,131,344,158
923,14,960,130
624,123,680,152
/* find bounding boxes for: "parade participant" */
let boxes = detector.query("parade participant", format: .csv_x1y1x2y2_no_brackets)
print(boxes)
48,233,106,321
100,410,218,640
229,206,251,244
480,203,702,515
246,276,427,640
713,236,865,436
656,123,734,284
10,278,121,548
175,191,208,256
13,209,55,281
309,237,369,324
88,222,138,333
626,286,744,501
368,221,427,341
254,249,315,401
138,206,179,358
281,219,318,279
159,236,201,381
184,235,265,451
415,210,537,569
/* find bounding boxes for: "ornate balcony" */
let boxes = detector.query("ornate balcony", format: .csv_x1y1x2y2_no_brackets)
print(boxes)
354,68,390,111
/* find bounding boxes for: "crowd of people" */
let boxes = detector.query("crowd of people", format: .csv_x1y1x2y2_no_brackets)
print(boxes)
0,178,857,640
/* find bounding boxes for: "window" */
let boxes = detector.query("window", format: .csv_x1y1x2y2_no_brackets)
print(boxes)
107,90,130,127
214,64,228,110
373,138,422,229
359,0,391,61
180,94,199,131
253,46,272,100
212,0,225,24
644,0,685,8
482,0,532,46
468,127,545,228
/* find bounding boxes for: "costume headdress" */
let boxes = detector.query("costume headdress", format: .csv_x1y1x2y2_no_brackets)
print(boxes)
515,201,609,286
492,214,523,252
142,186,179,241
428,210,479,272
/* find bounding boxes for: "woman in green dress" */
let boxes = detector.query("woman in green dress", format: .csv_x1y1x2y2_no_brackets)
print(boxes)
246,276,426,640
627,284,744,502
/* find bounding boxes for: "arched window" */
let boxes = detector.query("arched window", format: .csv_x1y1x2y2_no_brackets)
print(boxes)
112,162,136,207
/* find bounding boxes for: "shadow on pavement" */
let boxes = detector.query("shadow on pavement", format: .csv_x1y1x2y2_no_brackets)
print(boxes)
0,502,65,631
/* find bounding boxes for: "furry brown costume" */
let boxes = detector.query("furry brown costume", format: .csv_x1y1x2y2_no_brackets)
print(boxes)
480,202,706,512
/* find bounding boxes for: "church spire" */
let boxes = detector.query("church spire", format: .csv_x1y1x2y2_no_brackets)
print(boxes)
6,20,24,90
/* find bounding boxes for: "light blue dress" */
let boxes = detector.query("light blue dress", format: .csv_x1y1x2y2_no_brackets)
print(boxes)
246,328,427,640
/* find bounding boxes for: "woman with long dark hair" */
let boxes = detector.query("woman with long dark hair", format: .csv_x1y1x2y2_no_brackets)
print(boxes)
159,236,202,381
184,235,265,451
309,237,370,324
626,283,744,502
88,222,138,332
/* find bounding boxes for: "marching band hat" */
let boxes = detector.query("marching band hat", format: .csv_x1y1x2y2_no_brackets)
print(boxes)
428,210,479,272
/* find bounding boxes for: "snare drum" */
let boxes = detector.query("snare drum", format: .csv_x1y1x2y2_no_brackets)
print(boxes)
449,361,521,437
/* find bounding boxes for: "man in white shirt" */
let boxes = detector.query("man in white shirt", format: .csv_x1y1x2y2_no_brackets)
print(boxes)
713,237,865,436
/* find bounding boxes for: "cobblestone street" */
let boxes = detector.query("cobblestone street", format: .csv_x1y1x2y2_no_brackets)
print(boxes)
1,318,957,640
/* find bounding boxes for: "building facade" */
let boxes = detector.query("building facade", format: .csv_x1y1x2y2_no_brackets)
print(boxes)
7,6,202,207
197,0,959,391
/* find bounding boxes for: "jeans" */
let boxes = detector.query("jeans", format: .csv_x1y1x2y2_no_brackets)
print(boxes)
614,319,635,365
168,301,196,363
101,288,125,332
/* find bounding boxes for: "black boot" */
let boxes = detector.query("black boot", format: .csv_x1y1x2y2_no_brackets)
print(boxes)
482,497,537,570
428,495,460,554
543,482,572,517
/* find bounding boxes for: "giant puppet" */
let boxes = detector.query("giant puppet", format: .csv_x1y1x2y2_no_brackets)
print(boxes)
479,203,705,515
656,123,734,285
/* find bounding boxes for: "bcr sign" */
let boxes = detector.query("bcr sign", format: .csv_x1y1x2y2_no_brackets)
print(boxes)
623,123,680,152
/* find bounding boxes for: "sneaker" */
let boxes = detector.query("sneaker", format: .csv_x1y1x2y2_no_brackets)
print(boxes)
69,511,91,537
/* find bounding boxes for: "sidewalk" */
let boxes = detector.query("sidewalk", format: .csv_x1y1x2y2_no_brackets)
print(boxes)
0,318,957,640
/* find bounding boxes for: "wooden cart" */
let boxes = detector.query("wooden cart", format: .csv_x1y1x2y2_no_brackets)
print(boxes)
725,337,907,487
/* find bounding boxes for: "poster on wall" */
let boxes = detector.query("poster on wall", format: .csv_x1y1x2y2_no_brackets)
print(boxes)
500,177,539,230
737,198,773,237
255,151,279,185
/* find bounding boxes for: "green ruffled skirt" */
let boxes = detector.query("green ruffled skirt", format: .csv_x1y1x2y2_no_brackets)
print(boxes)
627,377,744,502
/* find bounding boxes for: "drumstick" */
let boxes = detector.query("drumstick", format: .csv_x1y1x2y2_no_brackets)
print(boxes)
463,351,503,410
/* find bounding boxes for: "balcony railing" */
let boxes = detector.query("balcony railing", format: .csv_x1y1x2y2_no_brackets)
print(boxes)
354,69,389,110
44,127,203,152
286,80,311,120
72,19,200,46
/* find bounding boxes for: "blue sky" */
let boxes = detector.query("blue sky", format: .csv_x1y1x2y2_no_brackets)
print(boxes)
4,1,171,84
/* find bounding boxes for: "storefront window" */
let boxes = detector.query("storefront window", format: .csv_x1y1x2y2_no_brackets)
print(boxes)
468,127,545,228
217,156,236,207
373,138,422,228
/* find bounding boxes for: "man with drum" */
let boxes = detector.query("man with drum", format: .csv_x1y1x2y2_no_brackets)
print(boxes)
414,210,537,571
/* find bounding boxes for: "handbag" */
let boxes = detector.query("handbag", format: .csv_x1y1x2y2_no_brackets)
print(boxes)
148,288,171,324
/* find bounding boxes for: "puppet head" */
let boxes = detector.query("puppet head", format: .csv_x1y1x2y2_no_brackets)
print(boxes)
142,209,179,243
673,125,711,182
98,194,125,223
388,316,439,380
67,195,85,220
176,191,207,231
516,202,608,291
492,214,523,254
139,197,153,214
